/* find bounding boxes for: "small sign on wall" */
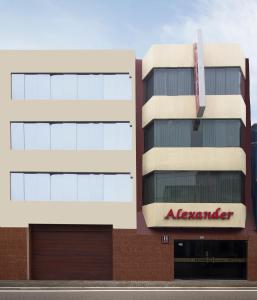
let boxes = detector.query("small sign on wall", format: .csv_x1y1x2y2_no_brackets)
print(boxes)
161,235,170,244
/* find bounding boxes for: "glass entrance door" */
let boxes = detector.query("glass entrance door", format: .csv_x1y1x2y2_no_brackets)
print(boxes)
174,240,247,279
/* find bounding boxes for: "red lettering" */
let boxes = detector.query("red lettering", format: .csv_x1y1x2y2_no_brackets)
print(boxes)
195,212,202,219
211,208,221,219
189,211,196,219
219,212,227,220
164,209,176,219
164,208,234,221
177,209,183,219
181,211,188,219
203,211,211,219
227,211,234,219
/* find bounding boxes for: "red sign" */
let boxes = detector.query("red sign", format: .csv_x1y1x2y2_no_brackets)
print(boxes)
164,208,234,220
193,42,200,114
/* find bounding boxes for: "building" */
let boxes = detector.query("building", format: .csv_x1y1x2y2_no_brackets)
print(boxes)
0,50,136,280
0,39,256,280
251,124,257,230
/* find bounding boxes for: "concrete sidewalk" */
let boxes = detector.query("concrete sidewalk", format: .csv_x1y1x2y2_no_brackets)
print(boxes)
0,280,257,288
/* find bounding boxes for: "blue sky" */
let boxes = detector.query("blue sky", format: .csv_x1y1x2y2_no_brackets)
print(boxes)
0,0,200,55
0,0,257,122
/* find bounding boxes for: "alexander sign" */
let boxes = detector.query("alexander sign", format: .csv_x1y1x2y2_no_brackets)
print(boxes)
142,203,246,228
164,208,234,220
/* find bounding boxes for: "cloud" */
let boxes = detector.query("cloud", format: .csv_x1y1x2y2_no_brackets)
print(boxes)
160,0,257,123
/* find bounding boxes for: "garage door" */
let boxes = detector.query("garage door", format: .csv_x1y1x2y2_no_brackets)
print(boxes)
30,225,113,280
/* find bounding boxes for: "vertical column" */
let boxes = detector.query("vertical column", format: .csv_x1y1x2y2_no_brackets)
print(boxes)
194,29,206,117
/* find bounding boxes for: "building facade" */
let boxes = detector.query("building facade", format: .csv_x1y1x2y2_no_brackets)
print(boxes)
0,42,256,280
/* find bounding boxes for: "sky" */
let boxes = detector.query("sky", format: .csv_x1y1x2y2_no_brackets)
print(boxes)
0,0,256,122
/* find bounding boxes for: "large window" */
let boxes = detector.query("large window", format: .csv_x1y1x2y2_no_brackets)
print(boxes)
11,172,133,202
143,171,243,205
144,68,195,102
11,122,132,150
205,67,243,95
144,67,244,102
144,119,242,151
11,73,132,100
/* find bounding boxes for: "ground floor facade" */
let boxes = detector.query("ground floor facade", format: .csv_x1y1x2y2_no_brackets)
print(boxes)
1,223,257,281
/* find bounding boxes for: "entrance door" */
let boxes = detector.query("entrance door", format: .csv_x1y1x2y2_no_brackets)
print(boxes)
174,240,247,279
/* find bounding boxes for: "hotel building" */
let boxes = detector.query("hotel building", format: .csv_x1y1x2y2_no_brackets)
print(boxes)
0,38,256,280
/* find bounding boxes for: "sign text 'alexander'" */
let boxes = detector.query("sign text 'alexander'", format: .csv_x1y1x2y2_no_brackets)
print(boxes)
164,208,234,220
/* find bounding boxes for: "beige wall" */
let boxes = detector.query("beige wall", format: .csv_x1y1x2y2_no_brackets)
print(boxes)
142,44,194,79
143,148,246,175
142,95,246,127
142,43,245,79
143,203,246,228
0,50,136,229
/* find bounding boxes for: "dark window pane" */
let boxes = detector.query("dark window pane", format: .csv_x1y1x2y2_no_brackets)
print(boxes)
144,72,154,102
154,69,170,96
144,119,242,151
154,120,192,147
143,171,243,204
202,119,241,147
178,69,195,95
226,68,241,94
205,68,216,95
144,68,195,102
215,68,226,94
166,69,178,95
144,122,154,152
205,67,242,95
144,67,242,101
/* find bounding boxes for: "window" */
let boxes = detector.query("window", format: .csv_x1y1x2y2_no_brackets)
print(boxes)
104,74,131,100
51,123,76,150
77,174,104,201
11,73,132,101
77,74,104,100
144,119,242,151
143,171,243,205
144,68,195,102
103,174,132,202
11,123,24,150
51,174,77,201
10,173,24,201
11,74,24,100
25,74,50,99
77,123,103,150
103,123,132,150
24,123,50,150
143,67,244,102
11,122,132,150
51,75,77,100
205,67,242,95
11,172,133,202
24,173,50,201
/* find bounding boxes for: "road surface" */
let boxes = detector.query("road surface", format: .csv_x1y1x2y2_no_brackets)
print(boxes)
0,287,257,300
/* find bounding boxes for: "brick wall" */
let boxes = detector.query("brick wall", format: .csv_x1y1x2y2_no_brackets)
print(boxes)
113,229,172,280
0,228,27,279
247,231,257,280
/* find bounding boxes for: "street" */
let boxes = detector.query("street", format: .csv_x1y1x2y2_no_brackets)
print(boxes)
0,287,257,300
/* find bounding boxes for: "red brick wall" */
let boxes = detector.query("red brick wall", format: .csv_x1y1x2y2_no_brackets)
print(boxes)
247,231,257,280
0,228,27,279
113,229,172,280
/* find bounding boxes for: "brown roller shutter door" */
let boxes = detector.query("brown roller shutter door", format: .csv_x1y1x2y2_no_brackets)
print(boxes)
30,224,113,280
